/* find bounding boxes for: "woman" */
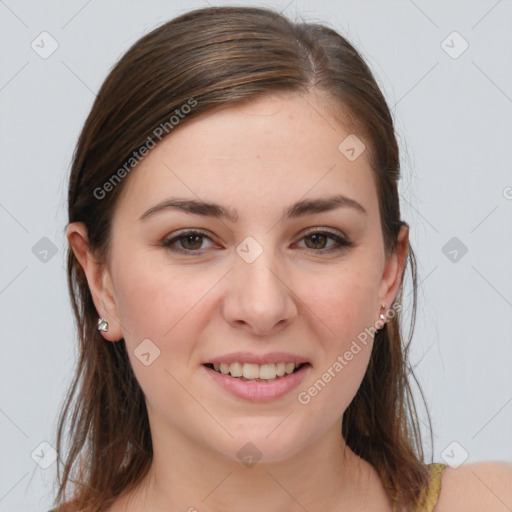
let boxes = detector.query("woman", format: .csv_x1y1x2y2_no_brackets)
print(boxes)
54,5,512,511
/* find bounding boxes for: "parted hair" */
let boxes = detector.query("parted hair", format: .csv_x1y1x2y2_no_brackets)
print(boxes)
56,6,431,511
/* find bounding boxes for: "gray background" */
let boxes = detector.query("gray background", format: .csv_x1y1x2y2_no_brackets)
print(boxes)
1,0,511,510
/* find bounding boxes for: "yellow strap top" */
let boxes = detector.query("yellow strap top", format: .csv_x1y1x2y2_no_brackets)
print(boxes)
411,463,447,512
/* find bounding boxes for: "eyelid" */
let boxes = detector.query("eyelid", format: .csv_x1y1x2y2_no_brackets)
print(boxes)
300,226,347,238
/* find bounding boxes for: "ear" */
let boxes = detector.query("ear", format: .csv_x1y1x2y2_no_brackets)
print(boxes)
378,224,409,312
66,222,123,342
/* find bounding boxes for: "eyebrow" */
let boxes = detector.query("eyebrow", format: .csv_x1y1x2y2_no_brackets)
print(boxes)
138,194,367,223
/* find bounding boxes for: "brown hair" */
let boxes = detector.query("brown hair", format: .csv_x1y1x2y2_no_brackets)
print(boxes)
57,6,431,511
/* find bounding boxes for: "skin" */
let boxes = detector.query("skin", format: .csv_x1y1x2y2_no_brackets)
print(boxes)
68,92,512,511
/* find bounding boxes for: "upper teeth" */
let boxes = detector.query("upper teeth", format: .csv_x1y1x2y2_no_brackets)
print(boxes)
213,362,299,380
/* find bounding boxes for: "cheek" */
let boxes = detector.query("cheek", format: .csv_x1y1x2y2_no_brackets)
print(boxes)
300,345,372,420
292,262,380,412
111,257,215,412
298,263,381,341
111,251,221,348
295,308,374,439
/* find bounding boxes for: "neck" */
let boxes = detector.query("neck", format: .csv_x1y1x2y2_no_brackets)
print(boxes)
118,419,387,512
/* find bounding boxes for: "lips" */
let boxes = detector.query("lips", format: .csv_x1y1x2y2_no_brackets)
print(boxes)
202,352,310,381
201,353,312,401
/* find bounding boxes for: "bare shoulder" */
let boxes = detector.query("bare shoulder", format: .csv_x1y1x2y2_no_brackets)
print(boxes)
436,461,512,512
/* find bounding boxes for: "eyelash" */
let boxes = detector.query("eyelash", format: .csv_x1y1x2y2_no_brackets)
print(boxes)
161,229,354,255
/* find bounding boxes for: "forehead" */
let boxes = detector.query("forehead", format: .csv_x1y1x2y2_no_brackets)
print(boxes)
114,92,378,221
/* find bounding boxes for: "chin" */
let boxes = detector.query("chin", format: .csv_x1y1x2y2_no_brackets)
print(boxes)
204,419,314,466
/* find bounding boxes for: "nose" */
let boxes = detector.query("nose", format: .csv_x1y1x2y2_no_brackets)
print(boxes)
222,249,298,336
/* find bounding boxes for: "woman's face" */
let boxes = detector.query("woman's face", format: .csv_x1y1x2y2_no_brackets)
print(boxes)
74,92,407,464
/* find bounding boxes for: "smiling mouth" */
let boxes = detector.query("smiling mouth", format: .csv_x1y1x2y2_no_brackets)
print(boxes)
203,362,310,382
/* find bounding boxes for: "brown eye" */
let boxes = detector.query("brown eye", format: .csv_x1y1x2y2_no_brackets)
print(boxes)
162,230,214,253
179,234,204,250
297,230,353,253
304,233,329,250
